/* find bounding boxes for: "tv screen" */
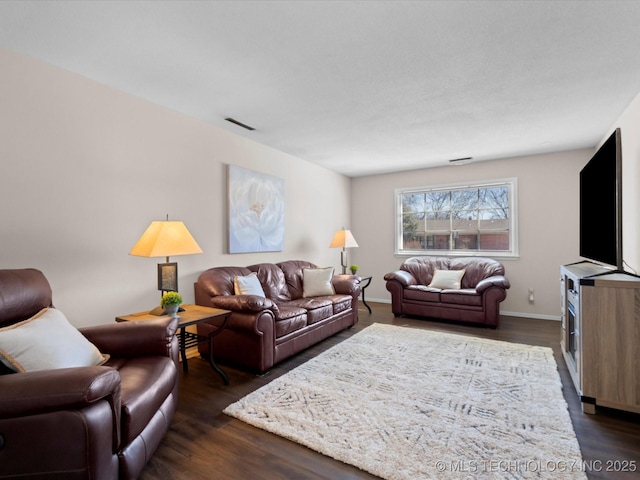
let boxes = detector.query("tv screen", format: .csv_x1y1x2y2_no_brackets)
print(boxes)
579,128,622,270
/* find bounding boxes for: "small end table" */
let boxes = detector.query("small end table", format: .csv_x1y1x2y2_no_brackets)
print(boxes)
116,304,231,385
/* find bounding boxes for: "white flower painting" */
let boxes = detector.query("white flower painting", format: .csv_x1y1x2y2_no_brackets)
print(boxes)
228,165,284,253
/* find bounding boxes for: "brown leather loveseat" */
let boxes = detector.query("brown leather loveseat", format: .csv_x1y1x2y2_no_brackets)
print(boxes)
194,260,361,373
384,256,510,327
0,268,179,480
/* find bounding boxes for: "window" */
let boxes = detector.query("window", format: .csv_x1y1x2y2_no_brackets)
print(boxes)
396,178,518,257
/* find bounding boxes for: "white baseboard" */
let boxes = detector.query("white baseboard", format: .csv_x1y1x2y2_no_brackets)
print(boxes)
365,297,391,304
362,299,561,321
500,311,561,321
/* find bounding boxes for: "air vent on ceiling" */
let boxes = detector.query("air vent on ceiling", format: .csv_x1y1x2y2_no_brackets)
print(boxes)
225,117,256,131
448,157,473,165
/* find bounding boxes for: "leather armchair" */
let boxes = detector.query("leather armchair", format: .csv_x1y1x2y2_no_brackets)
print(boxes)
0,269,179,480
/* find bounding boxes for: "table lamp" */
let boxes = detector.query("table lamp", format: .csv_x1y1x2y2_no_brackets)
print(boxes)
130,217,203,314
330,228,359,274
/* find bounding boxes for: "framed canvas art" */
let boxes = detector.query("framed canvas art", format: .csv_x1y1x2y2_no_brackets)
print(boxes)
227,165,285,253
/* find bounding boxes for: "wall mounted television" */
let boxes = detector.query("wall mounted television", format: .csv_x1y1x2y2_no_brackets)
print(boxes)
579,127,622,270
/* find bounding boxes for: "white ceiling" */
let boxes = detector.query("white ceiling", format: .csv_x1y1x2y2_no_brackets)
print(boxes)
2,1,640,177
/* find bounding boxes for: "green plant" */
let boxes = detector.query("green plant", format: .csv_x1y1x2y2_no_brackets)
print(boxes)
160,291,183,307
350,264,359,273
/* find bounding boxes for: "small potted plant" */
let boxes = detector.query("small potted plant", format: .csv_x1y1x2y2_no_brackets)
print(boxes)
161,291,183,318
350,264,359,275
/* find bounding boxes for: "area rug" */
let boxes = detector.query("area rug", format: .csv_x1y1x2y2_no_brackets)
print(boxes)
224,324,586,479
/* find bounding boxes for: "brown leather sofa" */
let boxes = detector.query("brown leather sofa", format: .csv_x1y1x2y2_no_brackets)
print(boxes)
384,256,510,327
0,268,179,480
194,260,361,373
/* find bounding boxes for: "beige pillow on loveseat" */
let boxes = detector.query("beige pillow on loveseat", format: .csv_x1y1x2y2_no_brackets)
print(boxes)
428,269,466,290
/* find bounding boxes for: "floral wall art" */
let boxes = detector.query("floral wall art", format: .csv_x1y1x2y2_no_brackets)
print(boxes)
227,165,285,253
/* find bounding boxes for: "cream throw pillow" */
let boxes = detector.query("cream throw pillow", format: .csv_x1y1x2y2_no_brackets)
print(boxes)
303,267,336,297
0,308,108,373
428,269,466,289
233,272,266,297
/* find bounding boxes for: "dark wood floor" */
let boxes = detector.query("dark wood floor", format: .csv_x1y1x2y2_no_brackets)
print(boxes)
141,302,640,480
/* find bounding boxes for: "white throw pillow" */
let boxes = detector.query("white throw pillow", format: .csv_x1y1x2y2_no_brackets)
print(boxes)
428,269,466,289
303,267,336,297
234,273,266,297
0,308,108,373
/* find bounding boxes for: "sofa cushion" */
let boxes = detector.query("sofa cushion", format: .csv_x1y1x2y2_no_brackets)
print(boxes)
0,308,108,373
274,305,307,338
330,294,352,315
248,263,291,302
440,289,483,307
401,257,451,286
285,297,333,325
198,266,253,297
428,269,465,289
404,285,441,303
108,356,177,444
233,273,265,297
277,260,318,299
303,267,335,297
449,257,505,288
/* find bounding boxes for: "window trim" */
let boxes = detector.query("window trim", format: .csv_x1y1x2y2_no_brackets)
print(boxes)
394,177,519,258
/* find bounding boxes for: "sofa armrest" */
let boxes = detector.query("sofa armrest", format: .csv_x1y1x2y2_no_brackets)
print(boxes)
0,366,120,417
332,275,361,297
383,270,418,287
475,275,511,293
210,295,278,313
80,316,178,358
0,366,122,451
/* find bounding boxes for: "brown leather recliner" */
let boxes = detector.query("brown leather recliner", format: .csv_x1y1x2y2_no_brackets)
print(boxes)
0,269,179,480
384,256,510,327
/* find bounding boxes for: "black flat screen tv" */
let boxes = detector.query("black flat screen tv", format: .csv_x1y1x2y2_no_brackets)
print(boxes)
579,128,622,270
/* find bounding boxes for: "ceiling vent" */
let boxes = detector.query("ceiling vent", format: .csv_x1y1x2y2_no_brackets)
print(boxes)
448,157,473,165
225,117,256,131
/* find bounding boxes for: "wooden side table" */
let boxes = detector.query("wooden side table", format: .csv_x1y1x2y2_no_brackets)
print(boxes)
116,304,231,385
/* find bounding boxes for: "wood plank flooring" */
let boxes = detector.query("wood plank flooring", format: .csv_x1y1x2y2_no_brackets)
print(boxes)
141,302,640,480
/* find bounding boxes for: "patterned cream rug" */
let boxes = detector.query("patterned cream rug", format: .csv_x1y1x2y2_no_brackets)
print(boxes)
224,323,586,479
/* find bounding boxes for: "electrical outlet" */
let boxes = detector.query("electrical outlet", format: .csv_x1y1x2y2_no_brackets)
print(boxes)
528,288,535,304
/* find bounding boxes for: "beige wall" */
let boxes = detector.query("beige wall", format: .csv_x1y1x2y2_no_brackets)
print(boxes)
603,91,640,274
5,44,636,324
350,149,592,319
0,47,352,327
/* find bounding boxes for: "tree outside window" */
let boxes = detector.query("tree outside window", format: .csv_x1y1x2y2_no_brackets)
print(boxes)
397,179,517,257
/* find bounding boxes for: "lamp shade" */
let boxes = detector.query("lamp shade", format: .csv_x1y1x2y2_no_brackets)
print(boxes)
129,221,203,258
330,229,359,249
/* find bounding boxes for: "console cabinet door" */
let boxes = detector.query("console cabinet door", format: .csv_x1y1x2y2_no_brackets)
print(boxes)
581,282,640,412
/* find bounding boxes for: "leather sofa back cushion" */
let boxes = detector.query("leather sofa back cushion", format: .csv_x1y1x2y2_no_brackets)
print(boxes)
0,268,53,328
401,257,451,286
401,257,505,289
449,258,505,288
277,260,318,300
198,267,253,296
248,263,291,302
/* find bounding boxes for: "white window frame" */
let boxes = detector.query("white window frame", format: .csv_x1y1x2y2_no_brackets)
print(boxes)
395,178,519,258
